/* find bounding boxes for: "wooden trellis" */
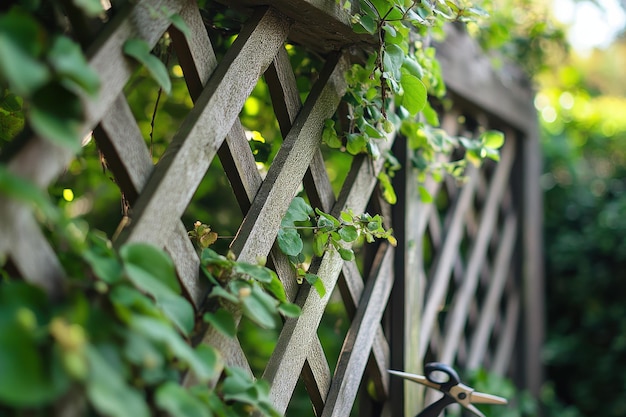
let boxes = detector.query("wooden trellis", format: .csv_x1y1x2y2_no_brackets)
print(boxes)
0,1,543,417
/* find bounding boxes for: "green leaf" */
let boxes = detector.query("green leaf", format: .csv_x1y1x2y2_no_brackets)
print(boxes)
120,243,194,335
353,14,377,34
0,10,50,96
305,273,326,298
123,38,171,94
208,285,239,304
120,243,179,292
48,36,100,97
0,321,69,406
338,248,355,261
313,231,329,257
0,166,57,220
234,262,274,283
278,302,301,318
377,171,397,205
130,316,219,382
203,309,237,338
240,285,278,329
277,227,303,257
346,133,367,155
155,382,211,417
481,130,505,149
383,43,404,80
402,56,424,79
400,72,427,115
323,119,342,148
72,0,104,16
338,225,359,242
168,13,192,39
418,185,433,203
29,83,82,151
282,196,313,224
84,250,122,284
262,274,288,303
86,347,150,417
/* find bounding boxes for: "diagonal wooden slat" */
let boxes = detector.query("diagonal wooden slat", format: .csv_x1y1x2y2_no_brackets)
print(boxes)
93,95,206,307
467,211,517,369
194,51,349,392
439,137,516,364
229,51,348,263
116,7,290,247
321,243,394,417
259,134,396,414
266,45,391,409
419,167,478,360
0,201,65,299
2,0,186,191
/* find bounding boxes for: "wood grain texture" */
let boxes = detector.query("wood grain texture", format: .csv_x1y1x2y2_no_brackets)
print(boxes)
321,244,394,417
213,0,375,54
0,201,65,299
94,96,206,308
259,131,396,415
435,24,535,131
117,7,290,248
229,51,348,263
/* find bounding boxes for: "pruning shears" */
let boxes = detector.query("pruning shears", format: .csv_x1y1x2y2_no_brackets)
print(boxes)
389,362,508,417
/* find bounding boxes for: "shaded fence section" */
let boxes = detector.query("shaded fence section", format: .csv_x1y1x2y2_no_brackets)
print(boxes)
0,1,542,416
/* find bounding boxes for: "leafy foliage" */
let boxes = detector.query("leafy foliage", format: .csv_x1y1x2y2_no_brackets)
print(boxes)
539,56,626,417
322,0,506,201
277,197,396,297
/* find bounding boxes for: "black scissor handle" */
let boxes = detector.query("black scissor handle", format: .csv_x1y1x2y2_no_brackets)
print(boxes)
424,362,461,391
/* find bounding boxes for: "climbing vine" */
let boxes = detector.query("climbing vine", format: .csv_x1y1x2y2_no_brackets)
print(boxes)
0,0,527,415
324,0,504,201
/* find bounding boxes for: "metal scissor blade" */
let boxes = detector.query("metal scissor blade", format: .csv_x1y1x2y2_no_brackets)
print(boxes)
462,403,486,417
387,370,440,390
470,391,509,405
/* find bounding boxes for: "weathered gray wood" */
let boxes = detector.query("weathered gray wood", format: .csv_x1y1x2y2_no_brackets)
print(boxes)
439,137,515,364
0,201,65,298
229,51,348,263
2,0,186,192
419,167,478,360
214,0,375,54
522,125,545,397
259,133,396,415
116,8,290,247
321,244,394,417
94,96,206,308
339,261,390,399
467,212,517,369
172,12,334,400
493,291,520,376
435,25,535,132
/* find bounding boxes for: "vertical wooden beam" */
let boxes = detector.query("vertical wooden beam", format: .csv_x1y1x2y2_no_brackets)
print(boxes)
522,122,544,399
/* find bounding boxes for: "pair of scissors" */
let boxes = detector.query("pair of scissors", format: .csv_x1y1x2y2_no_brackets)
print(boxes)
389,362,508,417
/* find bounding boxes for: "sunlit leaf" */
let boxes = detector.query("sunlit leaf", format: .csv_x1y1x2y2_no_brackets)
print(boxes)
167,13,191,39
203,309,237,338
240,285,278,329
277,228,303,257
400,72,427,115
123,38,171,94
86,347,150,417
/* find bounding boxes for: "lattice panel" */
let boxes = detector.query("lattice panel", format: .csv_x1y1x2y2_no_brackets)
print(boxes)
0,1,544,416
417,113,522,372
0,1,395,416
